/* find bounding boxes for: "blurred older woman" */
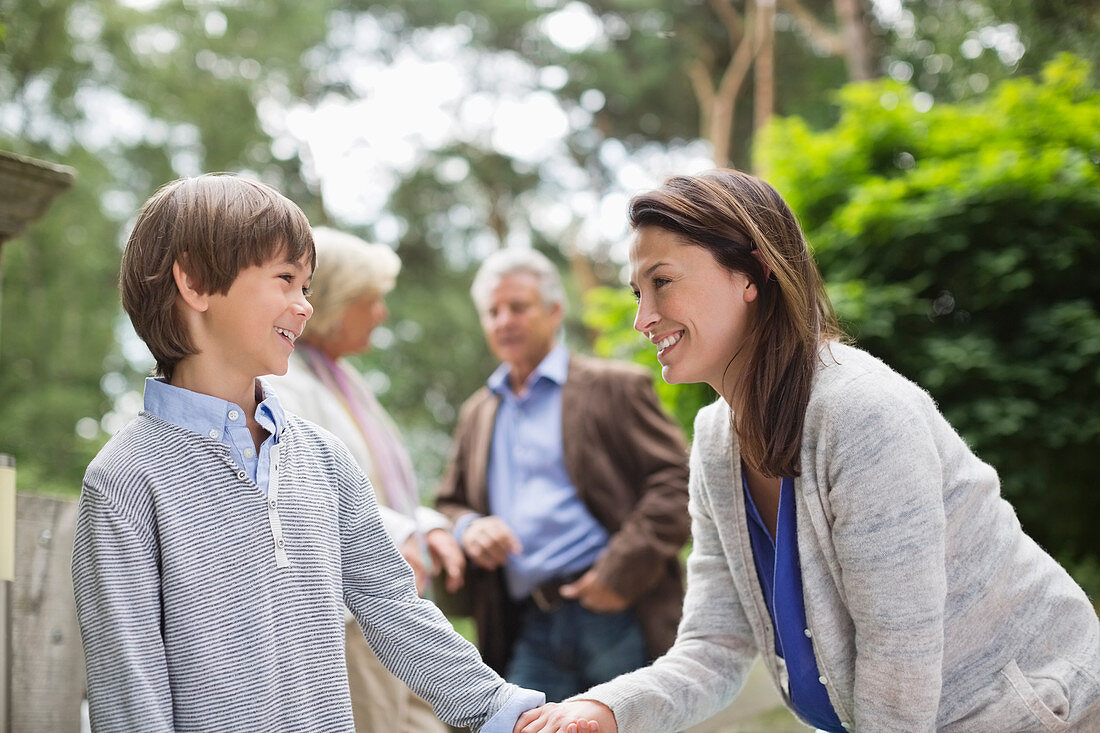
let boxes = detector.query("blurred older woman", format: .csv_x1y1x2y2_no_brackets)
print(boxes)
268,226,464,733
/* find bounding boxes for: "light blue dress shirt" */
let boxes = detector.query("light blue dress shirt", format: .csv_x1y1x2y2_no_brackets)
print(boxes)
143,377,285,495
456,344,609,601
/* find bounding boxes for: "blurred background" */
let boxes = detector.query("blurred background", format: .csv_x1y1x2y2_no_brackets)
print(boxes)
1,0,1097,592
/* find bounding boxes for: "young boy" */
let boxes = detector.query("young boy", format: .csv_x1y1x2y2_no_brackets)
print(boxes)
72,174,544,732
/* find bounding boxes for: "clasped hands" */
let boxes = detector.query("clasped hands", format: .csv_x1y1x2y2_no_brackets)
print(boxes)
461,516,629,612
513,699,616,733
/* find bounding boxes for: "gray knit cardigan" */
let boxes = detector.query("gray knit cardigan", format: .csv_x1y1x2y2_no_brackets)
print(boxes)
73,412,534,732
577,343,1100,732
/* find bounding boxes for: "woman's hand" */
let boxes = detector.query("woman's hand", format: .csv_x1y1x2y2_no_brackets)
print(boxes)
425,527,466,593
513,700,616,733
399,535,431,595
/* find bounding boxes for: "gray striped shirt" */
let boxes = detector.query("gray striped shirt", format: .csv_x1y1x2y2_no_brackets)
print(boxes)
73,411,541,732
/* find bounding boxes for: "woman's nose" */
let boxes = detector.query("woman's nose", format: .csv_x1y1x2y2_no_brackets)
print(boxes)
633,296,656,334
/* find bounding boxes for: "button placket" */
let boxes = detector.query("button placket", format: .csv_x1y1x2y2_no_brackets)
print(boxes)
267,444,290,568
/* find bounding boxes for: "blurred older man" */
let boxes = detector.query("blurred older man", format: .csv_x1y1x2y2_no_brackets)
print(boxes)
436,248,690,702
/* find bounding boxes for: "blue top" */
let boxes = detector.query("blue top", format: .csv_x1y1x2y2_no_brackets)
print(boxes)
143,377,284,495
454,344,608,601
742,471,844,733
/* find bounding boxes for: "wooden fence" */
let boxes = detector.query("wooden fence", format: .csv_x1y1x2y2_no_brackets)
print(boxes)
4,494,85,733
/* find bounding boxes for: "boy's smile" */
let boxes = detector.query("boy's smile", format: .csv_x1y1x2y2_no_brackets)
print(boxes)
174,252,314,407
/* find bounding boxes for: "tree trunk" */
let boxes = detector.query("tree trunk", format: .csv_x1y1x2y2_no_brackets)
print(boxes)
754,0,776,137
834,0,876,80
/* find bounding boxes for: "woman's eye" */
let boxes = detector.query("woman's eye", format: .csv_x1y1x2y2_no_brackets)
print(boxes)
631,289,640,302
654,277,671,289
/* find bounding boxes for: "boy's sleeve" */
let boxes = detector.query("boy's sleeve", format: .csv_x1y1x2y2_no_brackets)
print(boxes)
335,459,544,732
72,484,174,732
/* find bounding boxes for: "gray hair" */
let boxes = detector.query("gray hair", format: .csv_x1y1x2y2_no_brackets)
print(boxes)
303,226,401,342
470,248,567,315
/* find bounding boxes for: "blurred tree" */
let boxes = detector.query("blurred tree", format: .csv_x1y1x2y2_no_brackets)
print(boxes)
0,0,329,493
757,54,1100,580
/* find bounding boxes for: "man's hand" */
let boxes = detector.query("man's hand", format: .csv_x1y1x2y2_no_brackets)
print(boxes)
425,527,466,593
399,535,430,595
559,569,629,613
514,700,615,733
461,515,522,570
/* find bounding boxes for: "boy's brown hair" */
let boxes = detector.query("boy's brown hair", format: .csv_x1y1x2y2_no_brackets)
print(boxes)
120,174,315,380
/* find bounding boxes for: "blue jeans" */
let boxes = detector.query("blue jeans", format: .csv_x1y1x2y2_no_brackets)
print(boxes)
505,600,647,702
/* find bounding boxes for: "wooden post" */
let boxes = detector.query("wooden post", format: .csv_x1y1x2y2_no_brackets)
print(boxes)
11,494,85,733
0,455,13,733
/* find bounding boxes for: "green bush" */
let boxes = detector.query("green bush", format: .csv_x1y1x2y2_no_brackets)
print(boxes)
757,54,1100,586
582,55,1100,597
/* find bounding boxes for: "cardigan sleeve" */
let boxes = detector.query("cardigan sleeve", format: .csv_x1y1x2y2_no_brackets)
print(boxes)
335,448,543,731
572,428,758,731
72,483,174,733
823,377,947,731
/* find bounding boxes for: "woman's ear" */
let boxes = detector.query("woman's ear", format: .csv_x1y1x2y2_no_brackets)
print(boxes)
172,260,209,313
751,249,772,283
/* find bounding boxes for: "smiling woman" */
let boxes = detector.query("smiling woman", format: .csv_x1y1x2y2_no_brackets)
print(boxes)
515,169,1100,733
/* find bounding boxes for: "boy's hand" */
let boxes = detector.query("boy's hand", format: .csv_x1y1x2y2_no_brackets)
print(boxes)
513,700,616,733
425,528,466,593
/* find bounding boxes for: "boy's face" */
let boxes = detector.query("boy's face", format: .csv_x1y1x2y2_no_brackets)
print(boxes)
198,253,314,381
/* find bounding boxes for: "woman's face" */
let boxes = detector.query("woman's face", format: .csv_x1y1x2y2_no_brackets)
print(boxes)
629,225,758,396
324,291,389,359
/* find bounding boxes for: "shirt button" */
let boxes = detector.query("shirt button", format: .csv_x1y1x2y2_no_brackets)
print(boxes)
277,539,284,547
208,429,219,439
228,409,239,421
818,675,828,685
236,470,247,481
269,499,277,509
804,628,812,638
244,448,255,458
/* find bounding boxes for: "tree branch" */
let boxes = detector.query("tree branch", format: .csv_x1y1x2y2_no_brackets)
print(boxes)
707,0,745,45
776,0,846,56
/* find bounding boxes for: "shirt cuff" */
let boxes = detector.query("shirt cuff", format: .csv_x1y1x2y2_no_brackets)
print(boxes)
415,505,451,533
452,511,483,544
479,685,545,733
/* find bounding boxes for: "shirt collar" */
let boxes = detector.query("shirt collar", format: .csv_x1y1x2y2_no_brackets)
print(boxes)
487,342,569,395
144,377,286,441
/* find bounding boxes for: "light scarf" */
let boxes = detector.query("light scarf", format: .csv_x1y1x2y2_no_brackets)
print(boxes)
299,343,417,518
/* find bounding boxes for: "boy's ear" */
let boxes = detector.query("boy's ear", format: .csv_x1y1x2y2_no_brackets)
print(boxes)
172,260,210,313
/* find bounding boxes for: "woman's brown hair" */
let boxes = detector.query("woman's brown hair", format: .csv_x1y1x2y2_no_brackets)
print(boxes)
120,174,315,380
629,169,842,477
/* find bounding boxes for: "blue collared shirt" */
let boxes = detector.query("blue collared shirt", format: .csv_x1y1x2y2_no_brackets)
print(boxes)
462,344,609,601
743,472,844,733
143,377,285,496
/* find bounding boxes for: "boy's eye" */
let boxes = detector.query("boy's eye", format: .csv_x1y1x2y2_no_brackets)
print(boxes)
302,286,312,297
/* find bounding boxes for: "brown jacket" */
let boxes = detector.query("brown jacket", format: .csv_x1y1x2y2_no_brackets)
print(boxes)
435,352,691,674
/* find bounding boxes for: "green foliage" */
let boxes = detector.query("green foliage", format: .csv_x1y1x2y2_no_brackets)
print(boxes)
758,54,1100,566
582,286,715,439
0,0,329,494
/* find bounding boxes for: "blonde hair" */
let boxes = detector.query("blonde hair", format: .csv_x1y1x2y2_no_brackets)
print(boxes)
302,226,401,342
